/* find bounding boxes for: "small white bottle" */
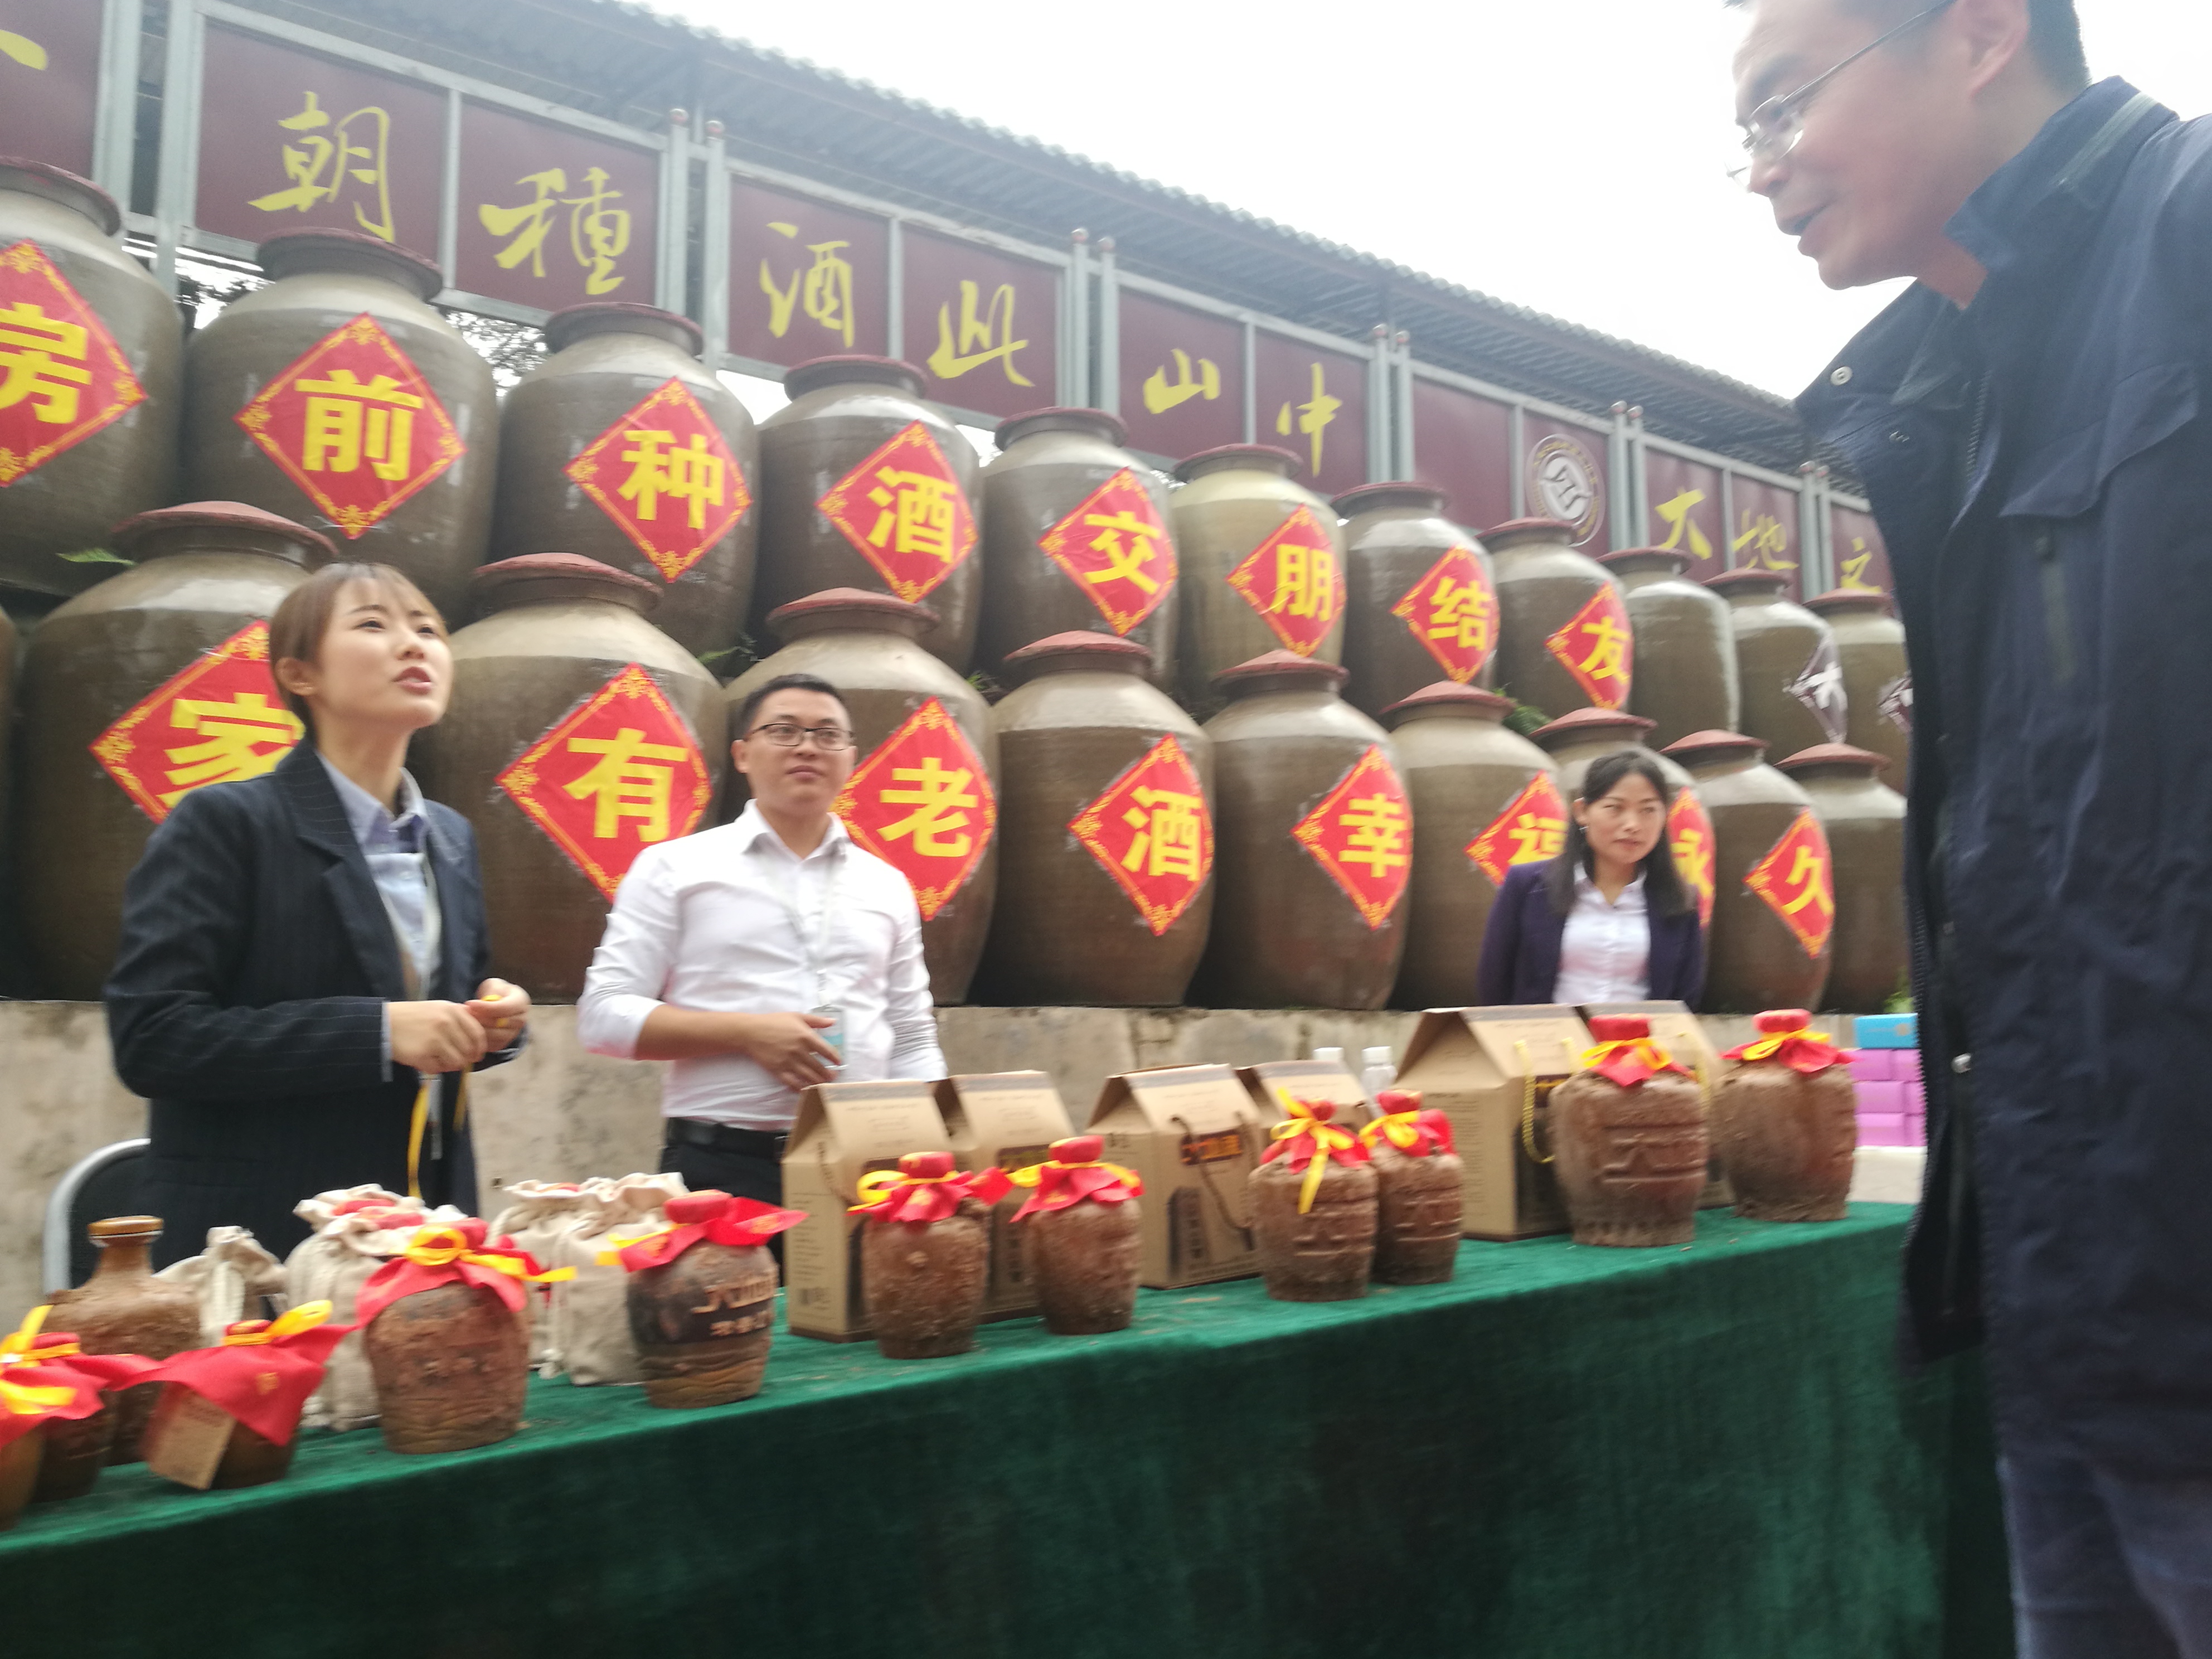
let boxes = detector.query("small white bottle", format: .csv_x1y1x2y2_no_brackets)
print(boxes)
1361,1045,1397,1103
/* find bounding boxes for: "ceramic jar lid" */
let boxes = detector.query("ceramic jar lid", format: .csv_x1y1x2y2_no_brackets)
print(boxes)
1661,728,1769,765
543,300,704,357
1479,517,1582,551
471,552,661,615
109,500,338,567
1002,630,1152,679
86,1216,163,1241
0,155,122,235
764,586,939,641
1804,588,1895,614
1212,648,1349,695
783,355,928,400
1333,481,1449,517
1530,705,1657,751
1380,681,1512,724
255,227,444,298
1704,568,1791,597
1598,547,1696,578
1173,443,1301,483
1774,742,1891,776
995,407,1128,449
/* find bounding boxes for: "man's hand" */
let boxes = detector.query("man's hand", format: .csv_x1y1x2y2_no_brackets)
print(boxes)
467,978,530,1050
733,1011,842,1092
391,1001,491,1074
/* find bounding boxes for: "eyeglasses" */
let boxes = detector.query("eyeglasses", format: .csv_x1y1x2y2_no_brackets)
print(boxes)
747,721,855,750
1731,0,1956,181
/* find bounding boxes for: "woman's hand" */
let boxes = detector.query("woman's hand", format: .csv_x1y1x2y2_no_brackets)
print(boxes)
391,1001,490,1073
467,978,530,1050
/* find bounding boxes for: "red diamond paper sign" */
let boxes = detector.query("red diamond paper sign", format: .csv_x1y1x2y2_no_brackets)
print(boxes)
833,697,995,920
90,622,304,823
816,421,977,603
1390,543,1498,683
1667,789,1718,930
1036,467,1176,635
0,240,147,487
1544,584,1634,710
565,378,752,583
1068,735,1212,935
234,313,464,539
1226,505,1343,657
1291,745,1411,929
1743,808,1833,959
497,664,712,901
1464,772,1566,887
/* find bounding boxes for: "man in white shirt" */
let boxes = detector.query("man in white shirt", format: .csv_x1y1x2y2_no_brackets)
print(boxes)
578,673,945,1205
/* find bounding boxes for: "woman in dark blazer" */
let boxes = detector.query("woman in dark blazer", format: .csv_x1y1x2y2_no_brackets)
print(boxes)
1476,750,1704,1007
105,562,528,1264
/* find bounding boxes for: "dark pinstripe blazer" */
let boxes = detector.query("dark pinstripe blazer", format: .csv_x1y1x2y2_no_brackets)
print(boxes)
105,741,513,1265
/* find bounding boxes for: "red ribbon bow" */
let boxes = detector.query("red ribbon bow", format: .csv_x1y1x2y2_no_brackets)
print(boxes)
601,1190,809,1272
1723,1009,1849,1075
1261,1091,1371,1212
352,1219,573,1326
136,1302,356,1447
1008,1136,1144,1222
848,1152,1012,1225
1580,1016,1690,1089
1360,1092,1456,1158
0,1308,111,1448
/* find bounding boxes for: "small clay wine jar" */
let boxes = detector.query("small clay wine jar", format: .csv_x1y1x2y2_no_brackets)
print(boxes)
32,1346,113,1502
1361,1094,1463,1285
1711,1010,1859,1221
363,1280,529,1456
861,1154,995,1360
1013,1136,1144,1336
0,1434,42,1532
625,1191,782,1408
48,1216,202,1464
1550,1016,1710,1247
209,1414,297,1490
1250,1102,1378,1302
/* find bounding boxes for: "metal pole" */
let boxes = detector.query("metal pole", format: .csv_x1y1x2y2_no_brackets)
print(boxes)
700,122,730,365
1366,324,1390,483
1608,402,1631,551
1798,463,1827,593
1095,237,1119,416
93,0,144,213
1395,333,1415,479
885,218,904,363
153,0,202,290
1066,229,1088,408
656,109,688,316
436,89,461,288
1720,469,1738,570
1240,318,1257,444
1508,402,1527,519
1627,405,1650,549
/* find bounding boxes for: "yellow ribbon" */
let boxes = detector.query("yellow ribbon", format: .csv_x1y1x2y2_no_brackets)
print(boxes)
595,1224,671,1267
1578,1037,1678,1076
848,1168,967,1212
1734,1027,1835,1063
400,1225,574,1284
1270,1086,1361,1214
405,1070,473,1201
221,1301,335,1346
1359,1110,1427,1154
0,1307,83,1417
1005,1159,1143,1189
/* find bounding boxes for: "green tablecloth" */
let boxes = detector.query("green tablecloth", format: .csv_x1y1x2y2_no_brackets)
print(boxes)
2,1205,2012,1659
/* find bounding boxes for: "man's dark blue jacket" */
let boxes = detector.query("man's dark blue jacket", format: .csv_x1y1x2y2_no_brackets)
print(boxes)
1798,79,2212,1475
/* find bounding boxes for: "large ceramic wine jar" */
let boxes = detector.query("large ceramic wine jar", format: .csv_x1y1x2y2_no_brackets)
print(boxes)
17,502,331,999
0,160,181,598
1168,445,1345,711
1487,518,1632,720
1195,653,1409,1011
1663,731,1832,1014
977,409,1177,680
183,230,497,619
1707,569,1847,759
1805,589,1911,781
723,589,997,1003
1336,483,1497,717
47,1217,202,1463
409,554,724,1001
1530,706,1694,804
491,303,759,656
1600,548,1739,747
1776,744,1907,1012
1381,683,1558,1010
979,632,1212,1006
753,356,981,672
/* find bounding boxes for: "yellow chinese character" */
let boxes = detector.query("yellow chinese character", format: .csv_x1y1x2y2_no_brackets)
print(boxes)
926,280,1033,386
1270,542,1337,620
1574,615,1631,684
1337,793,1409,878
616,429,725,530
292,368,423,481
1841,537,1878,589
0,302,90,424
477,167,631,294
876,756,977,858
865,469,960,564
1732,510,1797,572
1653,489,1714,560
1508,811,1564,864
248,92,396,242
564,726,689,841
1083,511,1162,594
1274,362,1341,476
1119,788,1205,880
0,30,47,70
1425,575,1492,652
1141,349,1220,415
1779,845,1832,916
158,693,304,804
1672,823,1709,878
760,222,856,348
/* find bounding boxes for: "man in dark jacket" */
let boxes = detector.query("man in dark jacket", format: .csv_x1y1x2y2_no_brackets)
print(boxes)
1733,0,2212,1650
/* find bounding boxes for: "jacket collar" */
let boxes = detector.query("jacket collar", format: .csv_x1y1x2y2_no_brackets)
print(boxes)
274,740,419,1000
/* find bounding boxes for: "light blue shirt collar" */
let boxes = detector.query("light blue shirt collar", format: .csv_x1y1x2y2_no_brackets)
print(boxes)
319,753,430,855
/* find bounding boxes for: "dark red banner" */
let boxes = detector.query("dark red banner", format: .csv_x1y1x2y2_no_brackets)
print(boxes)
0,0,101,176
1643,449,1724,571
900,226,1057,421
1410,377,1511,532
1251,329,1366,499
1117,288,1244,463
1522,418,1609,550
1828,502,1893,596
727,177,889,368
454,101,658,311
1726,472,1804,600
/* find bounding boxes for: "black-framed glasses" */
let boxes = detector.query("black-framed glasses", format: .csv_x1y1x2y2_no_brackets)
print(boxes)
748,721,855,750
1731,0,1957,181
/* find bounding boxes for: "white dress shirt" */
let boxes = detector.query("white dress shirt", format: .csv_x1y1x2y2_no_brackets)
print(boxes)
321,755,442,1080
576,802,945,1131
1552,868,1651,1005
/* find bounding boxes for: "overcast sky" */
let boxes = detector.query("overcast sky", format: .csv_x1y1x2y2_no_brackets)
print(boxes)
662,0,2211,402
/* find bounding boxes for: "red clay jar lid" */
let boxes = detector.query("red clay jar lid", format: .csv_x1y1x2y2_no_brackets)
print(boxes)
256,227,444,299
1775,743,1891,775
1530,706,1656,750
1755,1009,1813,1032
1173,443,1301,483
1381,682,1512,722
472,552,661,615
1588,1015,1651,1041
784,355,926,400
1211,649,1348,690
1705,567,1790,596
766,587,939,639
996,407,1127,449
1804,587,1894,613
900,1151,955,1178
1052,1134,1104,1162
1662,729,1768,764
1003,630,1152,677
664,1190,732,1224
1479,517,1580,550
86,1216,162,1240
1333,481,1449,517
110,501,338,566
1599,547,1695,576
544,300,703,357
0,156,122,236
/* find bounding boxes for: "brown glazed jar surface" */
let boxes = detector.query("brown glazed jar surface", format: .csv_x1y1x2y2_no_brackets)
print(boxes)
1711,1059,1858,1222
183,230,497,618
1382,683,1557,1010
34,1400,113,1501
625,1239,779,1408
0,159,181,599
1027,1199,1143,1335
978,632,1213,1006
1664,731,1832,1013
1368,1142,1463,1284
209,1411,298,1489
1530,706,1696,803
1777,744,1907,1012
1486,518,1627,720
1336,482,1497,716
722,589,997,1003
1600,548,1740,748
1549,1069,1709,1246
1250,1156,1378,1301
48,1217,202,1464
1708,569,1848,759
1168,445,1345,713
363,1279,529,1454
17,501,329,999
1194,654,1406,1011
1805,589,1912,781
754,356,981,672
862,1203,991,1359
409,554,724,1001
0,1434,38,1531
978,408,1177,681
491,302,759,656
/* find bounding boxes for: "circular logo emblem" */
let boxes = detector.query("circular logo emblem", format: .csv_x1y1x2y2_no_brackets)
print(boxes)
1526,434,1605,546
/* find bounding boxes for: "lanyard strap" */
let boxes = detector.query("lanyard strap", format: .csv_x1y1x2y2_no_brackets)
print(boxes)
753,836,845,1003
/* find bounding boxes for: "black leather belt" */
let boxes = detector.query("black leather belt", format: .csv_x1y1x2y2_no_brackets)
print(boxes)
665,1118,790,1158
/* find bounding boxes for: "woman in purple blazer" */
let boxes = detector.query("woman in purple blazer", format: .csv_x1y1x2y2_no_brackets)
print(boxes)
1476,750,1704,1007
